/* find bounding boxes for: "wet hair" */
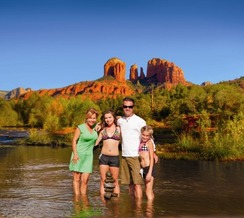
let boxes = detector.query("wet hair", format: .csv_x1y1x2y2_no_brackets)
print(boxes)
123,97,135,105
85,108,99,120
100,109,117,129
141,125,154,139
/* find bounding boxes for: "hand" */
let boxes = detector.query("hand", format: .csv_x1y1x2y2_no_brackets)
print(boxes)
146,174,151,182
95,123,102,132
72,155,79,163
154,153,159,164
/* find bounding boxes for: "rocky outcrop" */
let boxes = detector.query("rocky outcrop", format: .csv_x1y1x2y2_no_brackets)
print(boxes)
130,64,138,81
140,67,146,79
5,87,31,100
6,57,190,100
129,58,187,86
146,58,186,85
201,81,213,86
0,90,8,99
19,79,135,100
104,57,126,82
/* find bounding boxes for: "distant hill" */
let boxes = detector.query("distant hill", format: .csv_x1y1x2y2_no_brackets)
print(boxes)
0,90,8,99
219,76,244,88
3,76,244,101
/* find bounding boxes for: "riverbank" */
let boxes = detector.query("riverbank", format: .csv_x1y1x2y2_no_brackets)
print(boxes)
1,127,243,161
0,129,29,145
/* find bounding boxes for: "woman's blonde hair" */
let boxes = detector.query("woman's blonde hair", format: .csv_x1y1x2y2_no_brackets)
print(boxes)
85,108,99,120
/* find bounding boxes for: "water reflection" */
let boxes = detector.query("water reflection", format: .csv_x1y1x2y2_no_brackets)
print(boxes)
72,195,101,218
145,199,154,218
132,197,155,218
0,145,243,217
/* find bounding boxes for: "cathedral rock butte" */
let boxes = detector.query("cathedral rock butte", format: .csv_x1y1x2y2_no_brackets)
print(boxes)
12,57,189,100
105,57,187,86
104,57,126,82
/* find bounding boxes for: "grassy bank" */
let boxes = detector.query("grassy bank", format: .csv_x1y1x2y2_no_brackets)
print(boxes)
1,125,244,161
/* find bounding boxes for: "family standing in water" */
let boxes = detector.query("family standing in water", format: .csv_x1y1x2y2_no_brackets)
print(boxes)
69,97,157,200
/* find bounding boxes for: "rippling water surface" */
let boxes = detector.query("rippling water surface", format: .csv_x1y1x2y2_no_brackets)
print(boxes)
0,145,243,217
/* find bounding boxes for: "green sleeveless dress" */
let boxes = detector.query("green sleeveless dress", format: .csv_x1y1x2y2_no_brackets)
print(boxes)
69,123,98,173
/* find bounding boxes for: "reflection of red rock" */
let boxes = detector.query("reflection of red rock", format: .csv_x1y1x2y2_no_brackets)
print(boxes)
104,57,126,82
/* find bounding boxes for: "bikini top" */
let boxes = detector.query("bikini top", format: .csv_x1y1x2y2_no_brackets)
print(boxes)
138,141,149,152
101,127,121,141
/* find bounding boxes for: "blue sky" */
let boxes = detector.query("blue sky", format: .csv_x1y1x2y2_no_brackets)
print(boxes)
1,0,244,91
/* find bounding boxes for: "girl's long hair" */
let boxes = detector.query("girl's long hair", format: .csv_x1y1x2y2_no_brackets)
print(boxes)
100,109,117,130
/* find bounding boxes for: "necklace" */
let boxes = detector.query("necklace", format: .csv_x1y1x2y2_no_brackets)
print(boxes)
125,114,133,122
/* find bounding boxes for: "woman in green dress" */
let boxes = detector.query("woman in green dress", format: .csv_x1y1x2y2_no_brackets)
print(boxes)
69,108,99,195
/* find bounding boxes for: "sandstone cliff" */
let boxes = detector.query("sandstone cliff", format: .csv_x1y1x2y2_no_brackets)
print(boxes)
104,57,126,82
6,57,189,100
129,58,187,86
5,87,31,100
19,78,135,100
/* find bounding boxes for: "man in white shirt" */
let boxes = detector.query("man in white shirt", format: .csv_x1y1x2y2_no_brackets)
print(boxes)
117,97,158,198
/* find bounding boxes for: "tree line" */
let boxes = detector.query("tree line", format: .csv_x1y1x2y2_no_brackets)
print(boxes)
1,80,244,160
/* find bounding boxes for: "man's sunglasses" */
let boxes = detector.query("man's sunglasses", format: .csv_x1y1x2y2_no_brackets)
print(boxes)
123,105,134,109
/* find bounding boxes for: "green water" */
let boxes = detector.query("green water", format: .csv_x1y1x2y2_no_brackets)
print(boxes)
0,145,243,217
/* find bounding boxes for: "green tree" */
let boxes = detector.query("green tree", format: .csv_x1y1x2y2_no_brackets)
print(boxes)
0,99,19,126
60,97,99,127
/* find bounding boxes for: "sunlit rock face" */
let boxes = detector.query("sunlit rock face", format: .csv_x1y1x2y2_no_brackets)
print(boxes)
8,57,190,100
5,87,31,100
104,57,126,82
146,58,187,85
129,64,138,82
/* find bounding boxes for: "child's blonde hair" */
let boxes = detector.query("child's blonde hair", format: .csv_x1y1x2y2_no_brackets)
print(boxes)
141,125,154,139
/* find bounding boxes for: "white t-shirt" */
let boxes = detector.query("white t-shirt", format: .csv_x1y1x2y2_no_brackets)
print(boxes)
117,114,146,157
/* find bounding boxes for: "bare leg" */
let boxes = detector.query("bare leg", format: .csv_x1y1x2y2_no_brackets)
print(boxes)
99,165,109,195
145,177,154,200
110,166,120,195
80,172,90,195
134,184,143,198
73,172,81,196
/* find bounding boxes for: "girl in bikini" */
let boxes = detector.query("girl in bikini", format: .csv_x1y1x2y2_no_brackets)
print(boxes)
138,125,155,200
95,110,121,196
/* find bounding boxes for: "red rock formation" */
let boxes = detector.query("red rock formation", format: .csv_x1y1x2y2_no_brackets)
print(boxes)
5,87,31,100
146,58,186,85
104,57,126,82
20,79,134,101
130,64,138,81
139,67,145,80
9,57,191,100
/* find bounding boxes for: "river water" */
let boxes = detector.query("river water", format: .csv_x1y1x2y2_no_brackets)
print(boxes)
0,145,243,218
